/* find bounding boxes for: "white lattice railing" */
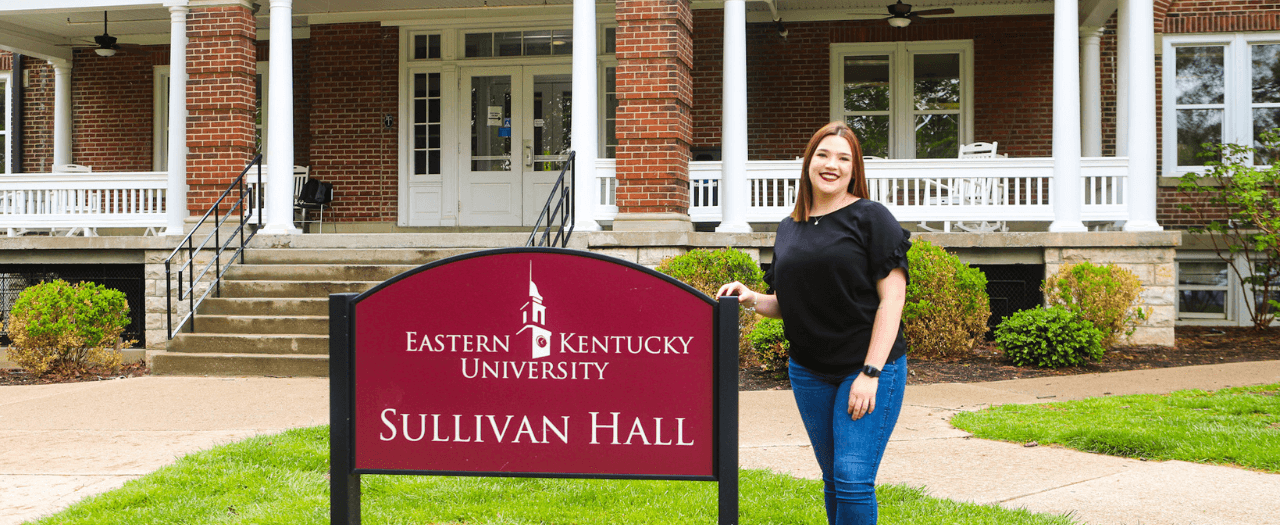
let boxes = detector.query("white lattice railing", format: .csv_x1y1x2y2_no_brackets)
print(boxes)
593,157,1130,225
0,172,168,235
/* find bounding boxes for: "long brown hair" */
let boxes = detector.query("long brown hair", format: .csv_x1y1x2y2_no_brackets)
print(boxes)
790,121,869,222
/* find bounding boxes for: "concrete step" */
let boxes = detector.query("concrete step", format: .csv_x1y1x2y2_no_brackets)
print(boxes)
224,264,417,282
198,298,329,316
218,280,378,298
168,333,328,354
188,315,328,335
253,232,528,250
151,352,328,377
240,247,477,265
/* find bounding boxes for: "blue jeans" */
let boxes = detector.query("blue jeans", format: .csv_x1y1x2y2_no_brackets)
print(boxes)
789,355,907,525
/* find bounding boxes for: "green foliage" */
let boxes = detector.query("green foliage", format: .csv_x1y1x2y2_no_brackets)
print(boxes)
1042,262,1148,348
952,383,1280,473
4,279,130,376
747,317,789,374
1177,129,1280,330
656,248,766,366
903,240,991,359
995,306,1104,368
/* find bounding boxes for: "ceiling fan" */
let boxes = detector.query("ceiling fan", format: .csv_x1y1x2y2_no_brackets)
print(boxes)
62,11,144,56
880,1,955,28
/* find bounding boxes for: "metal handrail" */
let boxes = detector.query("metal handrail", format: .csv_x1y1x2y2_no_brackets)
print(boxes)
164,155,264,339
526,151,575,248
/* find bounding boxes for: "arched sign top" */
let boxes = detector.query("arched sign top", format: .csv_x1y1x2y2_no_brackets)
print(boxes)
352,247,716,308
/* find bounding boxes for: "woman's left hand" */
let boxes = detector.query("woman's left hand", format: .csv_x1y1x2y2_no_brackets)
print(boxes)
847,374,878,420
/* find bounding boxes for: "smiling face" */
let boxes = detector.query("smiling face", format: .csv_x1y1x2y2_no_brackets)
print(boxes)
807,134,856,200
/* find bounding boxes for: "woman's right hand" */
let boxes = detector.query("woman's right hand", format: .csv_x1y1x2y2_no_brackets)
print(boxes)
715,281,757,307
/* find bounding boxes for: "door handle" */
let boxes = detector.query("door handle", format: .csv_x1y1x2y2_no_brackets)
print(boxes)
524,140,534,168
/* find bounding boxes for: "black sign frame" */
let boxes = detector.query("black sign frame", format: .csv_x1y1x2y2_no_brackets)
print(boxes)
329,247,740,524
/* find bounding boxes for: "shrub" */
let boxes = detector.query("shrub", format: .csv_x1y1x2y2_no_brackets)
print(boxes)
656,248,766,366
747,317,789,374
903,240,991,359
995,306,1105,368
4,280,130,377
1043,262,1147,349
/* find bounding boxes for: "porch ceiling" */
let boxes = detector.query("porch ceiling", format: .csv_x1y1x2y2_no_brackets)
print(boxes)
0,0,1065,61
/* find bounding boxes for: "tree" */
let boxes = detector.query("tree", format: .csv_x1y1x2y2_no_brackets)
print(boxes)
1177,129,1280,330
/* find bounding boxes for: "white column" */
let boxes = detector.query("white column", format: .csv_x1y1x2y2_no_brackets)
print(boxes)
260,0,301,234
716,0,751,233
1122,0,1161,231
571,0,600,231
52,60,72,168
1080,26,1104,158
164,3,189,236
1116,0,1130,156
1049,0,1086,232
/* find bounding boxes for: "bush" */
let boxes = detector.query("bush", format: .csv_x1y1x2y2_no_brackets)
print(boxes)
4,280,130,377
656,248,766,366
903,240,991,359
1043,262,1147,349
747,317,789,374
995,306,1105,368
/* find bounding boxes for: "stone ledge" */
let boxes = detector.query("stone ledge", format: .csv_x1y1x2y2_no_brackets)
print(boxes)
585,231,776,249
916,231,1181,249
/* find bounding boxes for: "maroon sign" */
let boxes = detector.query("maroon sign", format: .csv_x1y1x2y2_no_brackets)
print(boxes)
350,250,716,477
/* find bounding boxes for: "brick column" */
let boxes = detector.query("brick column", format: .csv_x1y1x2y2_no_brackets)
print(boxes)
613,0,694,231
186,3,257,217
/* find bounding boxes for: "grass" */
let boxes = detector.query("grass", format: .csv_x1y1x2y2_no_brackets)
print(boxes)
952,382,1280,473
30,425,1075,525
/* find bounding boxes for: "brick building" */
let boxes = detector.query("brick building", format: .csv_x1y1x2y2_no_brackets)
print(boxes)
0,0,1276,345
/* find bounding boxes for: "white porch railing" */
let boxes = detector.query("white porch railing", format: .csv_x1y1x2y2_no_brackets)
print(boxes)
594,157,1130,226
0,172,168,236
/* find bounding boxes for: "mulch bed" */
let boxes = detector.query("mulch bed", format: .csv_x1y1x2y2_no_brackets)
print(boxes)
4,327,1277,389
0,361,150,386
739,326,1280,391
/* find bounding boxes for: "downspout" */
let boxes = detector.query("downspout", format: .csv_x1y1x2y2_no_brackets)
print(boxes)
9,54,20,173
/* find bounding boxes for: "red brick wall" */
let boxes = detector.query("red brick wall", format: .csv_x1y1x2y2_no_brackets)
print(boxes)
693,14,1061,161
615,0,695,215
70,48,165,171
186,4,257,214
308,23,398,222
21,61,54,173
1161,0,1280,32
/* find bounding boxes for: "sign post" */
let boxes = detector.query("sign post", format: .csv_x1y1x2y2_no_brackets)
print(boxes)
329,248,739,524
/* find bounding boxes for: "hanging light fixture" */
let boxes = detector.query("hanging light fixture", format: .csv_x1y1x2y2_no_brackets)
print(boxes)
93,11,118,57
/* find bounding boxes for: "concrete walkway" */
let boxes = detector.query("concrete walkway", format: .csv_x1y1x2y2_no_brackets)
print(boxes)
2,361,1279,525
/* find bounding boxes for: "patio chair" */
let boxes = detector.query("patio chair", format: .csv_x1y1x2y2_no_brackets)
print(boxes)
244,166,309,227
295,175,333,234
958,142,999,159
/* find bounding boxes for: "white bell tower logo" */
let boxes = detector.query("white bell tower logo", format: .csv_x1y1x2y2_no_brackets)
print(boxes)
517,263,551,359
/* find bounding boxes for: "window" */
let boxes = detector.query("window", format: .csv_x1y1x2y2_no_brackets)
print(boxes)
1177,259,1230,319
1163,33,1280,175
1,72,9,174
464,30,573,58
830,41,972,159
411,72,443,175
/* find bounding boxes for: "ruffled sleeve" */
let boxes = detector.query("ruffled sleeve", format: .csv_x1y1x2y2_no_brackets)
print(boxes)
865,203,912,284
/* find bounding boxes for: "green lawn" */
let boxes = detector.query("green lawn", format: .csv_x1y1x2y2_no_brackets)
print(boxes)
31,425,1075,525
952,382,1280,473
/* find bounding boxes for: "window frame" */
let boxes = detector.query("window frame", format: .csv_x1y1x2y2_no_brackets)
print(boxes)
1162,32,1280,177
1175,254,1233,321
1,71,10,174
829,40,974,159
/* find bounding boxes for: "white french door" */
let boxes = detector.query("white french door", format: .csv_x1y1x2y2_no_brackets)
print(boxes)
460,65,572,226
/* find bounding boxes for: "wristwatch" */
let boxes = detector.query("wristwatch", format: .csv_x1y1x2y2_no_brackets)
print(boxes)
861,365,881,378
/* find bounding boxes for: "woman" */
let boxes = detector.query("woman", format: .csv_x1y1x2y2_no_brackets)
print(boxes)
717,122,911,525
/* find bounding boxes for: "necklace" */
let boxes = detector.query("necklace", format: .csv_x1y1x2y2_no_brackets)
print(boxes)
812,194,854,225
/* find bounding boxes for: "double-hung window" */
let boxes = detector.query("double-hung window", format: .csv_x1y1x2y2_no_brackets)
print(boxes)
830,41,973,159
1163,33,1280,175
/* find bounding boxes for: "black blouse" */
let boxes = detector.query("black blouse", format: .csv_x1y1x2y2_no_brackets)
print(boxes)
765,198,912,376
